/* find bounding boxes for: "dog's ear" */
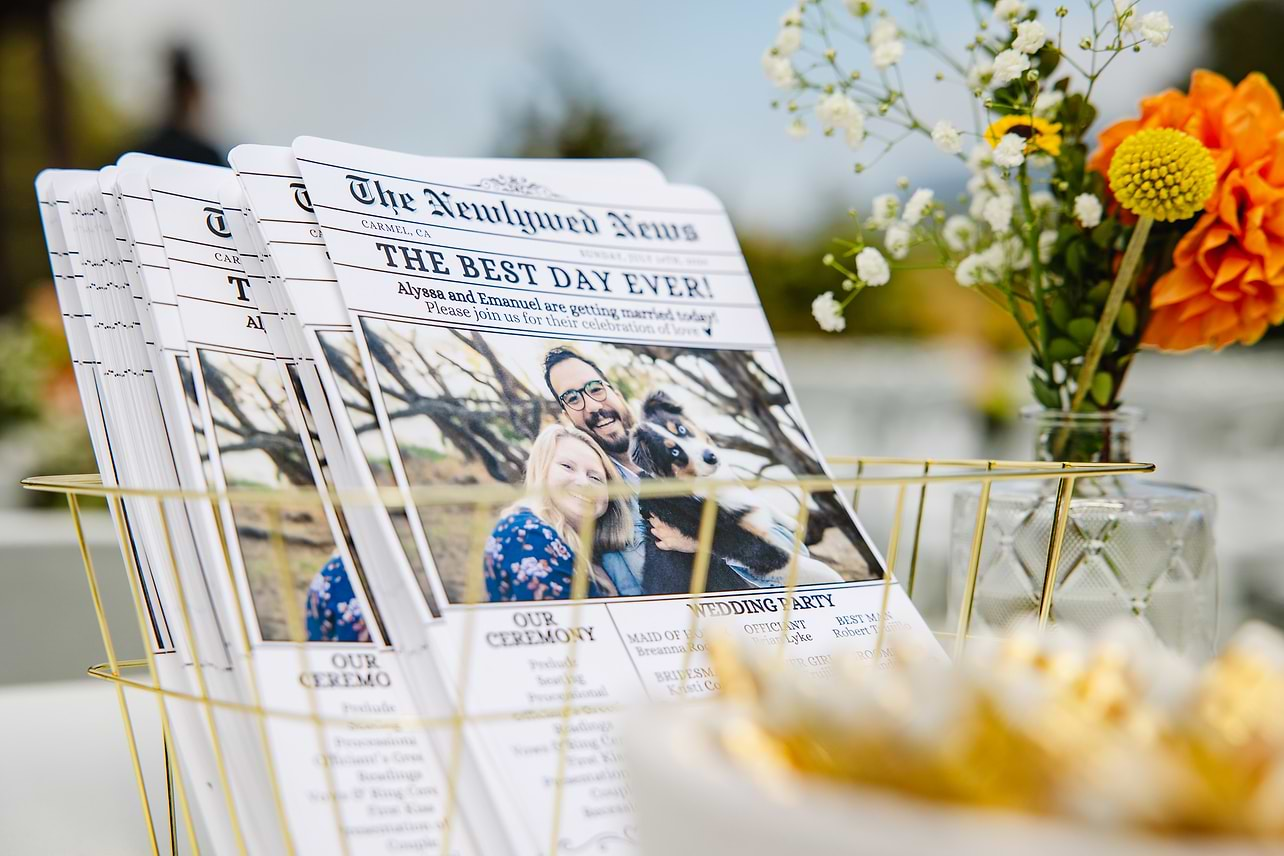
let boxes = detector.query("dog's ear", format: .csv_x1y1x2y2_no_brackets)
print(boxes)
641,389,683,421
630,424,660,476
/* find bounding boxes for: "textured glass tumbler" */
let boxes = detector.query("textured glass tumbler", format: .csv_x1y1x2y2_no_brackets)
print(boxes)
948,408,1218,658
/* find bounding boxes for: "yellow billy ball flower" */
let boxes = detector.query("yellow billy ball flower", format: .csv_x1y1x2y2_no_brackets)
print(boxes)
1107,128,1216,222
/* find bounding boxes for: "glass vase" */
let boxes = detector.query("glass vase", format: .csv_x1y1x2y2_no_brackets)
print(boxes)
948,407,1218,658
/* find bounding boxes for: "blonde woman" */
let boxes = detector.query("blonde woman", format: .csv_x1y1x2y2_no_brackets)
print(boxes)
484,424,633,601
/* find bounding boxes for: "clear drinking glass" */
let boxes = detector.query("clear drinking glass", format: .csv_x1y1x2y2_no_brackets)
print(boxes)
948,407,1218,658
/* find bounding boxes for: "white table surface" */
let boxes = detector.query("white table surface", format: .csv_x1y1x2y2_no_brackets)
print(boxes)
1,679,164,855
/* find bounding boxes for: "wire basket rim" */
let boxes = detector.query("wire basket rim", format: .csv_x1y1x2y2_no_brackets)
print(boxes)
22,459,1156,508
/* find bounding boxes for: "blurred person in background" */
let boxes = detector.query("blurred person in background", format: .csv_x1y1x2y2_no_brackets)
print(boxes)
130,45,223,166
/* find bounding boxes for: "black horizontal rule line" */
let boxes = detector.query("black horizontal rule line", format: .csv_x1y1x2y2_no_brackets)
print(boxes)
254,216,318,226
193,343,273,360
264,239,326,247
311,202,743,258
234,169,305,180
331,261,761,310
294,154,720,216
151,187,218,206
161,233,242,253
352,311,766,352
314,221,748,277
176,293,257,311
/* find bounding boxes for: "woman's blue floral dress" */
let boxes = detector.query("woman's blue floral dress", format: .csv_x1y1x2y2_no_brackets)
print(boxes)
305,554,370,642
484,509,604,601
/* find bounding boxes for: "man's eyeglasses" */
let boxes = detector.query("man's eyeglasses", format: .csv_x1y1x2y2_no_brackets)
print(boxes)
558,379,610,411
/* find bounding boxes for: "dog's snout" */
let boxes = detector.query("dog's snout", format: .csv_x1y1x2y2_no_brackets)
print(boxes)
702,449,719,467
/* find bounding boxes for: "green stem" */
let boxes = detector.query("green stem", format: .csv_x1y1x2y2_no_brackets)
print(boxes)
1018,163,1051,366
1069,215,1153,412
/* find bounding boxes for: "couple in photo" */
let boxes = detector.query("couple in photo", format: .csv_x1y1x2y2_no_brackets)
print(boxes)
482,346,842,602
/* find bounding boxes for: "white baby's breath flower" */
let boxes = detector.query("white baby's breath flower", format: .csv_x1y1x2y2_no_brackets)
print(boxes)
969,188,994,221
1034,89,1064,117
903,188,935,226
980,240,1021,277
954,253,985,287
787,118,809,139
1038,229,1058,264
762,51,798,89
991,49,1031,87
1138,11,1172,46
983,194,1015,234
844,122,867,149
844,0,872,16
966,144,994,174
812,292,847,332
1114,0,1139,32
1006,235,1032,271
1030,190,1057,216
1013,20,1047,53
1074,192,1103,228
968,168,1002,196
872,39,905,68
966,60,994,91
869,17,904,68
855,246,891,286
870,17,899,45
774,26,803,56
816,92,863,130
884,222,912,259
992,133,1027,169
944,215,978,253
868,193,901,229
779,4,804,28
931,119,962,154
994,0,1027,20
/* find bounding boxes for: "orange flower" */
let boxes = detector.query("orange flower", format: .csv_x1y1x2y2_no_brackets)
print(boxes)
1090,70,1284,350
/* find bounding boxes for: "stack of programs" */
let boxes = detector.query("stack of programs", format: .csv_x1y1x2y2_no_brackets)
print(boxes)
36,140,938,855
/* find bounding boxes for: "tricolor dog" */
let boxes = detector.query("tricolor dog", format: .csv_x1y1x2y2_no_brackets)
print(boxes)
630,390,842,595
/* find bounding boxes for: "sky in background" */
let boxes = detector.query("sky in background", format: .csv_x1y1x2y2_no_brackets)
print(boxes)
62,0,1232,235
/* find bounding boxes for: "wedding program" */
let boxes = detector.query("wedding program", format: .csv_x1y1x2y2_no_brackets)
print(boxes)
36,140,938,855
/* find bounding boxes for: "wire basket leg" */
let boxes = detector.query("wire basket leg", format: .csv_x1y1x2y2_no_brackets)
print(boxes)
69,494,164,856
1038,473,1075,630
874,484,908,658
953,467,995,659
107,496,201,855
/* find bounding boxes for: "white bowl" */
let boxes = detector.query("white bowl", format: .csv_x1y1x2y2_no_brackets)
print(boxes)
627,703,1282,856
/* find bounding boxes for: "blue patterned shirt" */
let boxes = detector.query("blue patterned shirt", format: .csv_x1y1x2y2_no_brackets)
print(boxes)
484,509,604,601
305,554,370,642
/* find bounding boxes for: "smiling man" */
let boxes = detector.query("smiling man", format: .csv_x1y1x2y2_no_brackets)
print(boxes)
542,346,695,596
544,347,635,460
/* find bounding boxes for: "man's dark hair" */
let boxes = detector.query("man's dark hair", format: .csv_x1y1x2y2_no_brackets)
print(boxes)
543,346,608,403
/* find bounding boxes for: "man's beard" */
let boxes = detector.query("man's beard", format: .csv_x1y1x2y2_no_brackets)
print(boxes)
586,407,632,454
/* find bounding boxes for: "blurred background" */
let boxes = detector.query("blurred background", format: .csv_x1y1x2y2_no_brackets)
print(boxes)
2,1,1283,850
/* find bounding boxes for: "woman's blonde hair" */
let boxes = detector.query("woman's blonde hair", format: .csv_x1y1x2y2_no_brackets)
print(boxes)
506,424,634,594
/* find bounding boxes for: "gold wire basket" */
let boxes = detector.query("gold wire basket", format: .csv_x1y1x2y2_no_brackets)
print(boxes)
22,455,1152,855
